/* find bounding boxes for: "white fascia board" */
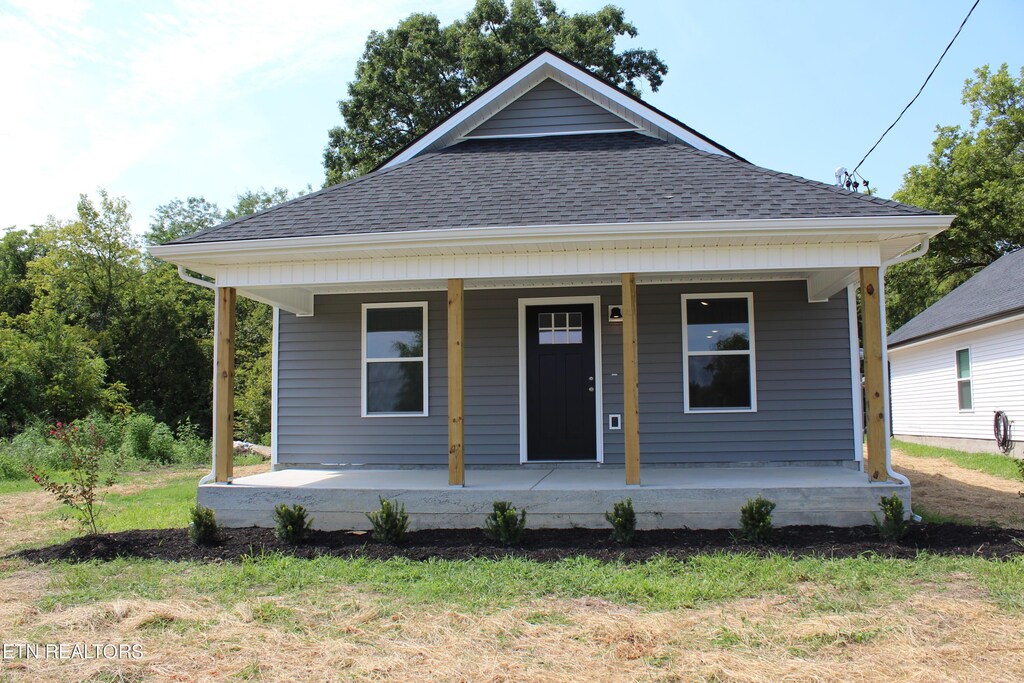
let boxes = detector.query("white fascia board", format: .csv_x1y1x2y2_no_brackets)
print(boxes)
380,51,732,169
147,215,954,265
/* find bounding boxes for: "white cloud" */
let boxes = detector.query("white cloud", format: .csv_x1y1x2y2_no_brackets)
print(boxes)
0,0,465,230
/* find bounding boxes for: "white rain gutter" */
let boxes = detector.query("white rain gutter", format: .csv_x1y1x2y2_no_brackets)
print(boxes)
879,239,930,519
177,266,220,486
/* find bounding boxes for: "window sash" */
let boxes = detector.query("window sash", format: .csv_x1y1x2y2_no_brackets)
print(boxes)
955,348,972,411
682,293,756,413
361,302,429,417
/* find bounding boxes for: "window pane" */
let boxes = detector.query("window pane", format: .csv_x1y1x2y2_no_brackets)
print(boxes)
366,307,424,358
686,298,749,352
367,361,424,413
956,349,971,379
539,313,553,329
568,330,583,344
568,312,582,328
688,355,751,409
538,331,554,345
958,380,973,410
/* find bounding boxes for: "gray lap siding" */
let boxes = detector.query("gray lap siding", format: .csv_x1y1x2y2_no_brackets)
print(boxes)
275,281,855,466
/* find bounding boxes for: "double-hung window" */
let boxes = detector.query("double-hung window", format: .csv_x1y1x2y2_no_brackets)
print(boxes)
682,293,756,412
955,348,973,411
361,302,428,416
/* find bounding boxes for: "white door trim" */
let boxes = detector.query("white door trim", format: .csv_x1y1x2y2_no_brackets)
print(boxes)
518,295,604,464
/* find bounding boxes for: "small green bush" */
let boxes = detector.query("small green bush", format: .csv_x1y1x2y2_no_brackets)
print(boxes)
188,504,219,545
274,503,313,543
172,419,210,465
738,496,776,543
484,501,527,547
0,450,29,480
605,497,637,545
366,496,410,543
873,494,909,541
119,413,176,464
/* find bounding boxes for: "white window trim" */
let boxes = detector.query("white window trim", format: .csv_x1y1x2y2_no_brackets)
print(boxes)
955,346,974,413
681,292,757,414
517,296,604,464
361,301,429,418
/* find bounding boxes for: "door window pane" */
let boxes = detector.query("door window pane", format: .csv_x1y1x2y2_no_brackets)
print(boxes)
687,355,752,409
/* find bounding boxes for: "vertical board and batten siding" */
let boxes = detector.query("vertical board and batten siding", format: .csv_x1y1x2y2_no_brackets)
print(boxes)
276,282,855,466
890,318,1024,441
463,79,636,138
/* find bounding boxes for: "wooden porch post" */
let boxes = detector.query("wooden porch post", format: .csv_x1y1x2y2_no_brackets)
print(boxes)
214,287,236,483
860,267,886,481
447,278,465,486
622,273,641,485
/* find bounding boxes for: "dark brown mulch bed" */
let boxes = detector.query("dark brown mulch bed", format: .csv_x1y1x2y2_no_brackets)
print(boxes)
12,523,1024,564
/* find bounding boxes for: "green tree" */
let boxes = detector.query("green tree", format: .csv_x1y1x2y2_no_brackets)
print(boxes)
224,188,292,220
0,228,43,317
29,190,140,333
888,64,1024,330
323,0,668,183
147,196,222,245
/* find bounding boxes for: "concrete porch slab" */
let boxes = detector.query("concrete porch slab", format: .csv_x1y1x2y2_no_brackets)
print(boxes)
199,466,908,531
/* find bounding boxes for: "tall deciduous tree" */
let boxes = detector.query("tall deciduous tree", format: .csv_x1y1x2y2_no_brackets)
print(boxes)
888,64,1024,330
323,0,668,183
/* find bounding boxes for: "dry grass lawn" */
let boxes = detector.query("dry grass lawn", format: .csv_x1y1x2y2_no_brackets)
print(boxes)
0,563,1022,683
891,447,1024,529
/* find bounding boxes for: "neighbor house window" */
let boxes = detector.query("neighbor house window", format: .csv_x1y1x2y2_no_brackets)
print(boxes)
362,302,428,416
682,293,756,412
956,348,972,411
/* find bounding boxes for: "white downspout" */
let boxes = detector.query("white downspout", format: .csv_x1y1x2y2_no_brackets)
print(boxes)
176,266,220,486
878,239,930,518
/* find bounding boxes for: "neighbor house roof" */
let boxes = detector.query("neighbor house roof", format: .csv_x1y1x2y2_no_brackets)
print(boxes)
888,248,1024,348
170,132,934,245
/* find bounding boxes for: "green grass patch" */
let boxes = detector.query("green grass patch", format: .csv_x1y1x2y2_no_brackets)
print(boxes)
35,552,1024,616
893,439,1021,481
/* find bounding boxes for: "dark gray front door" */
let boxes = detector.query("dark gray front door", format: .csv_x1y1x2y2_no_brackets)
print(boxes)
525,304,597,460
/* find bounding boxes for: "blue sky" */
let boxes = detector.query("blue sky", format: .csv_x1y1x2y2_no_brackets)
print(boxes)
1,0,1021,233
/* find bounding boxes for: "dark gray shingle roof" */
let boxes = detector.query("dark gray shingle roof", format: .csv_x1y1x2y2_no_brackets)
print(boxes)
888,249,1024,347
170,132,934,245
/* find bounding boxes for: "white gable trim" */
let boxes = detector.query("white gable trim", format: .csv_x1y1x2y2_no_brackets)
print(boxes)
381,51,735,170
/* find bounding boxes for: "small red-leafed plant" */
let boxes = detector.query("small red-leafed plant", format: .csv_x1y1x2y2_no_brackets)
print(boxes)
28,420,120,534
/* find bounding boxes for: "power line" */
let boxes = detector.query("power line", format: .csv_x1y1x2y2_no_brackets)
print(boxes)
850,0,981,178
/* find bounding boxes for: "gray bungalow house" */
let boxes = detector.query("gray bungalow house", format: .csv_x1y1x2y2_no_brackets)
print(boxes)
150,50,953,529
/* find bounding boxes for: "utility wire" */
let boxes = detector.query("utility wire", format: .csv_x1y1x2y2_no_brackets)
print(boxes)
851,0,980,177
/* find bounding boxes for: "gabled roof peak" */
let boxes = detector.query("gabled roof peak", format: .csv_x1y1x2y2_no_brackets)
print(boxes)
377,48,744,171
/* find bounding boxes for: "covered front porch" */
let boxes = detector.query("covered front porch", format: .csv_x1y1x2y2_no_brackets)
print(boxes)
199,463,907,530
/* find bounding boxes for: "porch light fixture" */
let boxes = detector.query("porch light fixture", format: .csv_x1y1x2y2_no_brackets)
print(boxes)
608,305,623,322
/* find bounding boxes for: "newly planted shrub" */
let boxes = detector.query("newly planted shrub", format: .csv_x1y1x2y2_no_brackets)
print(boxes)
873,494,909,541
273,503,313,543
27,420,121,534
738,496,776,543
605,497,637,545
484,501,527,546
188,504,219,545
366,496,410,544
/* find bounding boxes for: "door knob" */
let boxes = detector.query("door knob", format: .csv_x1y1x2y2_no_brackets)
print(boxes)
588,387,595,392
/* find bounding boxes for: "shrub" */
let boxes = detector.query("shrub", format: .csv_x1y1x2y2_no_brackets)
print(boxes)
119,413,176,464
172,419,210,465
188,504,219,545
273,503,313,543
484,501,527,547
873,494,909,541
366,496,410,544
738,496,776,543
0,450,29,480
605,497,637,545
27,420,121,534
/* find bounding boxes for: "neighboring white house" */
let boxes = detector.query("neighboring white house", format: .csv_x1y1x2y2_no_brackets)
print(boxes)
888,249,1024,458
